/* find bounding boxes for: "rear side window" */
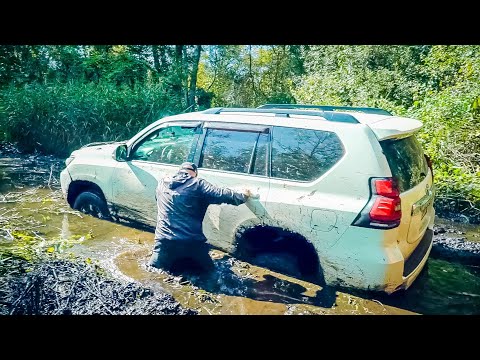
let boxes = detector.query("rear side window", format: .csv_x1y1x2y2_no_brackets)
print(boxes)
200,129,268,175
271,126,344,182
380,135,428,192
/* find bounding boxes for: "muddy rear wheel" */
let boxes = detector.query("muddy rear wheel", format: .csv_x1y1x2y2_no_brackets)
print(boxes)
73,191,111,220
251,251,303,278
235,226,322,283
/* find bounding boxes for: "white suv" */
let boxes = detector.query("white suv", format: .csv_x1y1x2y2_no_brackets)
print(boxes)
60,104,435,294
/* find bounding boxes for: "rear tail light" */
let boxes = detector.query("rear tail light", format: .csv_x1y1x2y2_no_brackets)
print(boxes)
374,178,400,198
353,177,402,229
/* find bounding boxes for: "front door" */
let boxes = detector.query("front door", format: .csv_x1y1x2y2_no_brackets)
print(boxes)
110,122,201,227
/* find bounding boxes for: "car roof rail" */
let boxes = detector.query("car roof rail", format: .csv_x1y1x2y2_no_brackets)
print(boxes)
202,107,359,124
257,104,393,116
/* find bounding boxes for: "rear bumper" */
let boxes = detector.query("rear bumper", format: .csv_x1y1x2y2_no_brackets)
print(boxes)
397,228,433,291
323,223,434,294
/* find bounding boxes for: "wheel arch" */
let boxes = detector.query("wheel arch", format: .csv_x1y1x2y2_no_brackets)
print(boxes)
233,220,323,283
67,180,108,208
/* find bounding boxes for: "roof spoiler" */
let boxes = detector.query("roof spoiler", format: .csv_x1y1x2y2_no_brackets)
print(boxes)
367,117,423,141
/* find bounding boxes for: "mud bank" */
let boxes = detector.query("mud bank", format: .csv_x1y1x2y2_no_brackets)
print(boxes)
0,256,197,315
432,224,480,265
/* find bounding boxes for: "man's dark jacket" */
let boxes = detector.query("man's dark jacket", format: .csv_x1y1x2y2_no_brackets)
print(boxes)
154,170,247,243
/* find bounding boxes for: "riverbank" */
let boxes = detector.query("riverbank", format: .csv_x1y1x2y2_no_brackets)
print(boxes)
0,255,197,315
432,223,480,265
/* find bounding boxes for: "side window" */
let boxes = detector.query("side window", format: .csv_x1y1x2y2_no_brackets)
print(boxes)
131,125,199,164
200,129,265,174
271,126,344,181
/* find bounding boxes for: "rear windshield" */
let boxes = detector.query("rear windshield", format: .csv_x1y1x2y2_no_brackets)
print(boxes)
380,135,428,192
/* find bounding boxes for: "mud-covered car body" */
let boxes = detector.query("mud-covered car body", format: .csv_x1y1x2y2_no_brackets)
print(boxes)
61,104,435,293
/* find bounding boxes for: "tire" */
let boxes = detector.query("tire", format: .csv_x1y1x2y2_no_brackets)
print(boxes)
73,191,111,220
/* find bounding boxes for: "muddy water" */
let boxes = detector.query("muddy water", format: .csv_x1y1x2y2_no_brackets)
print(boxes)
1,150,480,315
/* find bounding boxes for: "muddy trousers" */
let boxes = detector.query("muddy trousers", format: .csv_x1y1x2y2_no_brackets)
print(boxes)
148,238,215,274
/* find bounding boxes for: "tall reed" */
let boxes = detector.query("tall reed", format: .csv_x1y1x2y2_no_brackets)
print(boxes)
0,81,183,157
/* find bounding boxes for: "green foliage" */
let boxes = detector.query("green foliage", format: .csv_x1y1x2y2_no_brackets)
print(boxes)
5,230,37,261
198,45,302,107
0,81,182,156
293,45,429,114
0,229,96,264
409,70,480,220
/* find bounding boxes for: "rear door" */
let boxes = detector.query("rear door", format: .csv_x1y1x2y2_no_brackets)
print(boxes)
193,122,271,251
380,135,434,257
263,125,347,249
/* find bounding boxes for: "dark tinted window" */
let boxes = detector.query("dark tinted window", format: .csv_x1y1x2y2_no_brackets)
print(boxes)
131,126,198,164
271,126,344,181
200,129,260,174
380,135,428,192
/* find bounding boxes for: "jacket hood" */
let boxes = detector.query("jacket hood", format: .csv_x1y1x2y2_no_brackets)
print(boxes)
169,170,193,189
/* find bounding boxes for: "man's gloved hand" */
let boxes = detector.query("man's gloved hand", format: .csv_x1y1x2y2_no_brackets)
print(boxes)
242,188,253,198
242,188,260,199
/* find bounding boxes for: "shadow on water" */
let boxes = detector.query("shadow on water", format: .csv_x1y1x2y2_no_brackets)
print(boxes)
145,254,338,309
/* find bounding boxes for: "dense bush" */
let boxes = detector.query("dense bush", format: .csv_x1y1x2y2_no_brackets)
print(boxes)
0,81,183,156
409,84,480,221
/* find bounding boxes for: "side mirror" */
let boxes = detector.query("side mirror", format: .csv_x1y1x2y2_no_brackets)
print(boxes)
113,144,128,162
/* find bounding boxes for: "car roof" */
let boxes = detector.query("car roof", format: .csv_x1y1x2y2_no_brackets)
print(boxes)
154,111,357,131
164,108,417,125
160,109,363,124
138,108,423,142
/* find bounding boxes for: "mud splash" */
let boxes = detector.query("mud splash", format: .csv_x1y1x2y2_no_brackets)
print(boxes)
114,248,411,315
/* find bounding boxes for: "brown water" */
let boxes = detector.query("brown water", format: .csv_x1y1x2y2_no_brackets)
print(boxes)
1,151,479,315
